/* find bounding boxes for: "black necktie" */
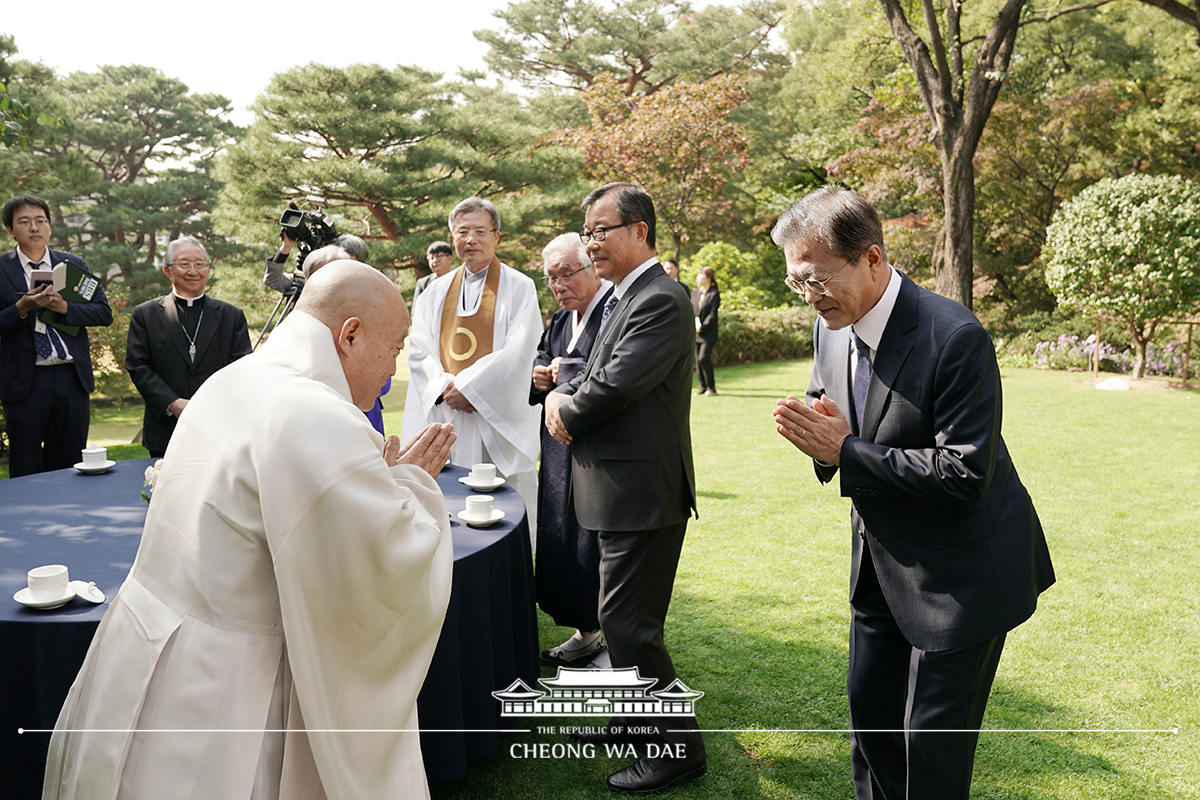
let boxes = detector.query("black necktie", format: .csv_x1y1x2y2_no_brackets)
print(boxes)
852,330,872,436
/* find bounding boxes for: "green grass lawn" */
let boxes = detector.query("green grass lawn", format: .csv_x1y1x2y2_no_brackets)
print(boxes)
426,363,1200,800
5,362,1196,797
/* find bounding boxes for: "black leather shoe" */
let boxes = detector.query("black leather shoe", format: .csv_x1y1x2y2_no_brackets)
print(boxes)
606,755,707,793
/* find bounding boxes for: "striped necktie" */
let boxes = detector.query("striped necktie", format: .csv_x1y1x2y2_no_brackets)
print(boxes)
598,293,618,336
852,330,872,436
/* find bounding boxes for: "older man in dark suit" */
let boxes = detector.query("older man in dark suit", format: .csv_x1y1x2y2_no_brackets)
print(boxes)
772,186,1055,800
545,183,705,794
0,195,112,477
126,237,251,457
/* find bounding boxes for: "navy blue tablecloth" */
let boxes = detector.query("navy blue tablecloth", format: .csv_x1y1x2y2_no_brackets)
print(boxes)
0,459,536,796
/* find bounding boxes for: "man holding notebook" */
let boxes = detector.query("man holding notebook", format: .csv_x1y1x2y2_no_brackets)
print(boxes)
0,194,112,476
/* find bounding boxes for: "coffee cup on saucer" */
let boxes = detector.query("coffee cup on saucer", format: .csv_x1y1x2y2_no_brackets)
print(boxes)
76,447,114,474
466,495,494,518
470,463,496,483
14,564,78,609
460,462,504,491
29,565,71,601
458,494,505,527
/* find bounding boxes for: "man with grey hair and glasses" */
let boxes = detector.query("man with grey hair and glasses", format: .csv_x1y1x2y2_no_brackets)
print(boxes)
403,196,542,534
771,185,1055,800
530,233,613,669
126,236,251,457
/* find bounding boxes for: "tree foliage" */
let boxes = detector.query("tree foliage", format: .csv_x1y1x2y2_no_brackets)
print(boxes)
565,73,751,260
0,60,241,302
1044,173,1200,377
478,0,787,96
217,63,580,271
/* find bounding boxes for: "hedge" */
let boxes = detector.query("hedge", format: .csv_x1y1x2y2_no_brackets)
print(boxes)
712,306,816,367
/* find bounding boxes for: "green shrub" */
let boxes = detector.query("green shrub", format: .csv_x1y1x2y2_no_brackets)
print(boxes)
713,306,816,366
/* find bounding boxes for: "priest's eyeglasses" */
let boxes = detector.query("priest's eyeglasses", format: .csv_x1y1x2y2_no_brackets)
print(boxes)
784,255,854,297
541,266,589,287
579,221,638,244
168,261,211,273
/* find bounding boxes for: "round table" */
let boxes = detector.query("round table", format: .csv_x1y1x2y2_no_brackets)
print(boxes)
0,459,536,796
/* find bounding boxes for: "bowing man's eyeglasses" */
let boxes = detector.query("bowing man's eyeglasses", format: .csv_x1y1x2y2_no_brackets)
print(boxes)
579,221,639,244
784,255,856,297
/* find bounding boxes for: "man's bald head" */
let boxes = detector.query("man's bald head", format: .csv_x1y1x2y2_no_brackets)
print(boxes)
296,260,405,330
295,260,410,411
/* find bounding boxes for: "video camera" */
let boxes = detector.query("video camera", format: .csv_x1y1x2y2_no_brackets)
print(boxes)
279,197,340,271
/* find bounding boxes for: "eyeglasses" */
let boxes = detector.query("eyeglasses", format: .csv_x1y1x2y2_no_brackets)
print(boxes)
13,217,50,229
452,227,495,240
784,255,856,297
168,261,211,273
579,221,638,244
541,265,589,287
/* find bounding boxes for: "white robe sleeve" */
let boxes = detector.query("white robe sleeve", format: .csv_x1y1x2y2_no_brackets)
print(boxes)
268,457,452,800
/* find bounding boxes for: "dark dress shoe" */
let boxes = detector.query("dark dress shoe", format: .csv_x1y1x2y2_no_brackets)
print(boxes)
606,755,708,793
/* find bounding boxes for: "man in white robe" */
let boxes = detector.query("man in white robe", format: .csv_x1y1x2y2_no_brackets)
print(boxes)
44,261,457,800
402,197,542,536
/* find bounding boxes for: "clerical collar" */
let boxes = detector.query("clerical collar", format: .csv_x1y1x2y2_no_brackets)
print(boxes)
172,290,206,307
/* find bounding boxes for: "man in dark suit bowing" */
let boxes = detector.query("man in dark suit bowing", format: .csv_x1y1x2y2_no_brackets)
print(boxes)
1,195,112,477
771,186,1055,800
126,236,251,457
545,183,705,793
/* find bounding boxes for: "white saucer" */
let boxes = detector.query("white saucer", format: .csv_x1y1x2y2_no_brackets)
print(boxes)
458,475,506,492
74,460,116,475
14,585,77,610
456,509,506,527
70,580,105,604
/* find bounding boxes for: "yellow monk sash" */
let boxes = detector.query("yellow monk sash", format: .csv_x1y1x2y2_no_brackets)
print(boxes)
439,258,502,375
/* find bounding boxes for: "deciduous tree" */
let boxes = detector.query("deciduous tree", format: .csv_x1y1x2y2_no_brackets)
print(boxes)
565,73,751,260
1044,173,1200,377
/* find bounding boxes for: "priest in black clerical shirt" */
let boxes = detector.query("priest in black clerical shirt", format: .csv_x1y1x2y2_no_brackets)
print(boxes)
126,237,251,457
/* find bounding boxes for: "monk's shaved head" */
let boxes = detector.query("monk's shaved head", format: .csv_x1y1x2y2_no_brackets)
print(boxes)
295,260,410,410
296,260,405,331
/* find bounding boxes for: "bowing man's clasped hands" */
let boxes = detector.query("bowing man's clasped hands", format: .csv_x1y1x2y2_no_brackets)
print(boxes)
773,393,852,466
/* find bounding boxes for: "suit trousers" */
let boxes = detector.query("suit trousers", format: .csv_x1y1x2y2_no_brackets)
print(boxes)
695,339,716,392
3,363,90,477
598,521,704,757
848,543,1005,800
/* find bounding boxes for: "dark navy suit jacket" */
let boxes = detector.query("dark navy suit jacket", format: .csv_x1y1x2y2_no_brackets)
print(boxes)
0,247,112,403
808,273,1055,651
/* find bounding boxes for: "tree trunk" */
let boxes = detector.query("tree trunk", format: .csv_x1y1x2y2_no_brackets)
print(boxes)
1131,336,1148,378
936,152,976,308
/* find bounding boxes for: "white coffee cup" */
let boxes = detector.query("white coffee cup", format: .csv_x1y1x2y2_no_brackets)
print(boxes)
470,463,496,483
81,447,108,467
465,495,494,520
28,565,70,601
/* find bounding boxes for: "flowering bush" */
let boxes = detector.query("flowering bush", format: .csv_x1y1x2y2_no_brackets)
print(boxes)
1033,334,1194,378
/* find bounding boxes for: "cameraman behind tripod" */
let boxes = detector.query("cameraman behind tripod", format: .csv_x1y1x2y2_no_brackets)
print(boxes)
264,232,369,295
